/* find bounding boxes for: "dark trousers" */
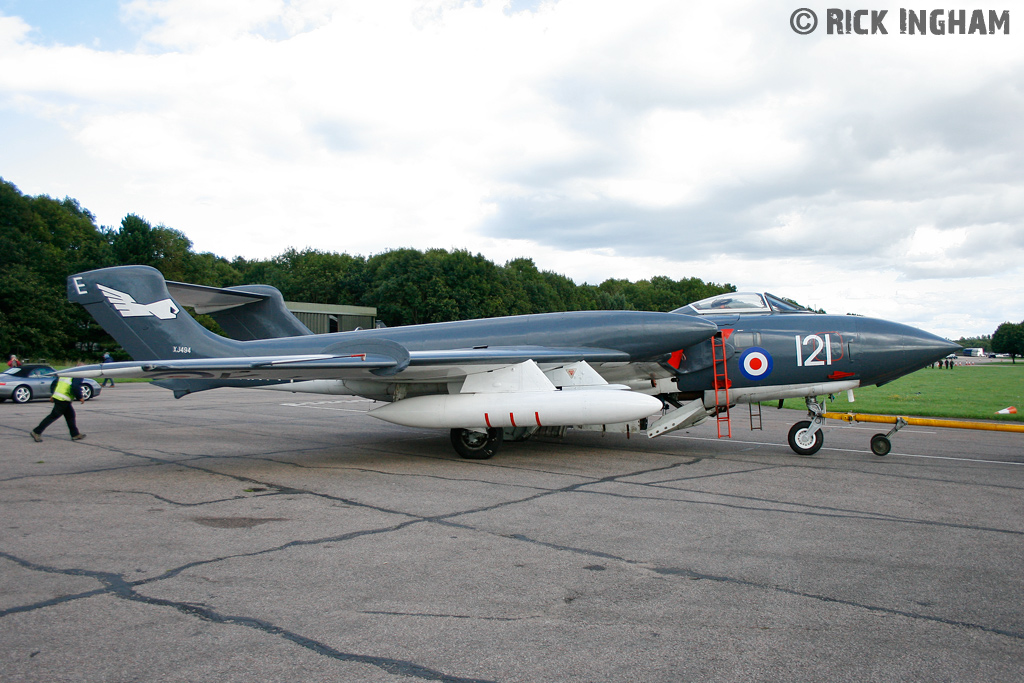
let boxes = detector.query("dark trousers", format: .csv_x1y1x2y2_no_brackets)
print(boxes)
33,400,79,437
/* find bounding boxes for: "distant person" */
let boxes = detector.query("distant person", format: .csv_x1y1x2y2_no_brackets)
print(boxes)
100,352,115,387
7,354,21,368
30,376,86,442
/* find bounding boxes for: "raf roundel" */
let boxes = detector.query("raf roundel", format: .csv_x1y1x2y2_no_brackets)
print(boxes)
739,347,773,381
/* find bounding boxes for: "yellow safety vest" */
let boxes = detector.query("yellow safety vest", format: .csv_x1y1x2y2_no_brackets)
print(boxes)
53,377,74,402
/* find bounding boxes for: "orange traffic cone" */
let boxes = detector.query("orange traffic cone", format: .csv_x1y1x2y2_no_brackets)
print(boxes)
996,406,1017,415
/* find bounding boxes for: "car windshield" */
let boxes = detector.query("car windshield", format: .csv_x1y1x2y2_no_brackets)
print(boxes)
2,366,55,377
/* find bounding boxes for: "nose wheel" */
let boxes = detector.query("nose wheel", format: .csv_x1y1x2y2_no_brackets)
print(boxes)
787,396,827,456
788,420,824,455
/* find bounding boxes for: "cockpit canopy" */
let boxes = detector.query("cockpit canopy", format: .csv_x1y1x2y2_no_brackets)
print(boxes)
672,292,812,316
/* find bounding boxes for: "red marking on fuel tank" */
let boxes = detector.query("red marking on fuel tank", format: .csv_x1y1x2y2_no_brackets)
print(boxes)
484,413,492,428
510,412,517,427
535,411,542,426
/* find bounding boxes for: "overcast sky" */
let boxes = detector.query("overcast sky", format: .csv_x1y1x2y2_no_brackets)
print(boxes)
1,0,1021,338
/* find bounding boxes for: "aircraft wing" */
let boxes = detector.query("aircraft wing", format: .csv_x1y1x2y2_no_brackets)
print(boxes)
59,354,398,380
408,346,630,365
59,344,633,382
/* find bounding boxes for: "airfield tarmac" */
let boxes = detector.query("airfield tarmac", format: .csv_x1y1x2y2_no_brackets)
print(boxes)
1,383,1022,682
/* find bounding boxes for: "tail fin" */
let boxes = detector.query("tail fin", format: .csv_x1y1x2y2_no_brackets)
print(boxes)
68,266,242,361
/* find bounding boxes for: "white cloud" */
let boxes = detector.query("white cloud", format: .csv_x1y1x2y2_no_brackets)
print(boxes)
1,0,1021,337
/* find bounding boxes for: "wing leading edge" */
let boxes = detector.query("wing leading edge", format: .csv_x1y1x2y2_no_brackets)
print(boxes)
58,344,634,382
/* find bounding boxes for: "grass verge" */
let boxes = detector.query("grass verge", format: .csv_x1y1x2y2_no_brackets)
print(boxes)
779,363,1023,421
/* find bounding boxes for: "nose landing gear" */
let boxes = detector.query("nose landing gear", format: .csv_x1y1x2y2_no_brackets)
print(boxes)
787,397,827,456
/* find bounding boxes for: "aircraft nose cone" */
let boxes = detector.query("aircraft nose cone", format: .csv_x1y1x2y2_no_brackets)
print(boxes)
903,330,961,368
857,319,960,386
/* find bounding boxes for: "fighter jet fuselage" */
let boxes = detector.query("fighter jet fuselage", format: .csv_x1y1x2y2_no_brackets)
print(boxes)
63,267,958,458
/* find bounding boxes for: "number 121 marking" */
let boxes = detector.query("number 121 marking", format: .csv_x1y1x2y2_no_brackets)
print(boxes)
795,334,832,367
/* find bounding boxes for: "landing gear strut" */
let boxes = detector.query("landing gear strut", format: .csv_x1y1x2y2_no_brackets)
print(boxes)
450,428,503,460
787,397,826,456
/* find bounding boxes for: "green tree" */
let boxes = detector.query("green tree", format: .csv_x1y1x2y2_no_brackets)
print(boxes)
183,251,243,288
363,249,456,325
1,179,115,360
501,258,563,314
110,214,159,266
992,321,1024,363
955,334,991,353
109,214,200,282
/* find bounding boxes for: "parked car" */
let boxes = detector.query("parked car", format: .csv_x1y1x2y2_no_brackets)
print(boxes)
0,364,101,404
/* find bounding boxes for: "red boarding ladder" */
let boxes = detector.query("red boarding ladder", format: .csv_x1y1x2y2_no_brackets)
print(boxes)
711,331,732,438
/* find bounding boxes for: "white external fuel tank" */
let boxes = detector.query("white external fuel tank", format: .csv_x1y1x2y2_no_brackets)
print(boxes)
368,389,663,429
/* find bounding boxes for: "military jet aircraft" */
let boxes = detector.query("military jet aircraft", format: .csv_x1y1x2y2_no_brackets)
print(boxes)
63,266,958,458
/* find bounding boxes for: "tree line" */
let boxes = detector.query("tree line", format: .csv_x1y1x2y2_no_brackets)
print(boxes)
957,330,1024,362
1,179,735,361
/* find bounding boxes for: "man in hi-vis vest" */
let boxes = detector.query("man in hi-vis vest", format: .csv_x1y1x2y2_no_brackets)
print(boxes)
30,376,86,442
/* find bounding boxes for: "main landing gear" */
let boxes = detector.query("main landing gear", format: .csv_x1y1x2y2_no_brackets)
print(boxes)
450,428,503,460
787,397,826,456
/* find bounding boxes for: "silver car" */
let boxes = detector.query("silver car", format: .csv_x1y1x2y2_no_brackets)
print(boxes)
0,364,102,404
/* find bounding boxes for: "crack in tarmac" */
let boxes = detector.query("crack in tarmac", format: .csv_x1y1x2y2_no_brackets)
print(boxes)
567,485,1024,536
494,533,1024,641
0,549,495,683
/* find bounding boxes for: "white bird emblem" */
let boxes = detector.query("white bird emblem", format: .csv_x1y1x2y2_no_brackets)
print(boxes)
97,284,180,320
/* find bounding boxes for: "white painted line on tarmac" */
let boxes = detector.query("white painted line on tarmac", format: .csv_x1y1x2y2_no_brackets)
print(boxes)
898,453,1024,466
664,434,1024,466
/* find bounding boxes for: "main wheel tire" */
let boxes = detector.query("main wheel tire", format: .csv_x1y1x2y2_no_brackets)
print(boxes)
450,428,503,460
787,420,824,456
79,384,93,401
870,433,892,456
12,385,32,404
